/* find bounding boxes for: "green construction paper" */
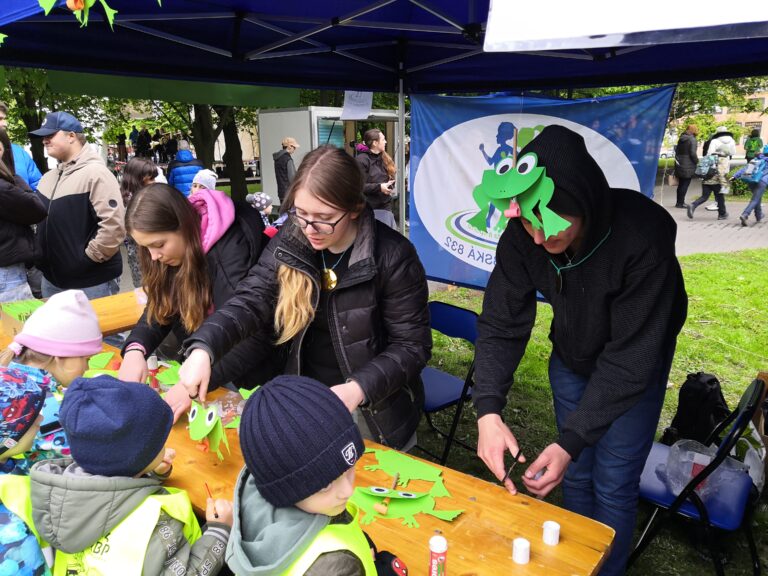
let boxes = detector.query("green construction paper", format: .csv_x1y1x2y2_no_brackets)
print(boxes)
83,369,119,379
351,485,463,528
1,299,44,322
467,150,572,239
188,401,230,461
224,387,258,428
88,352,114,370
363,448,450,497
156,361,181,385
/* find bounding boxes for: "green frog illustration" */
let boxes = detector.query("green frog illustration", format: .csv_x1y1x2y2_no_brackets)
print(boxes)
352,485,463,528
188,401,230,460
466,151,572,239
363,448,450,497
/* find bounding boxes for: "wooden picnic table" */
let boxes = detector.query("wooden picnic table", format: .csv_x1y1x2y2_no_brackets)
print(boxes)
166,390,614,576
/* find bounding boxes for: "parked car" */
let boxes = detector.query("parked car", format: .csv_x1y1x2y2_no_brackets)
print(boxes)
659,148,676,159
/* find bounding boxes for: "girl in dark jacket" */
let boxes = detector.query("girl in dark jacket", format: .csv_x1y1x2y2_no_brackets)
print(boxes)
176,146,432,449
120,157,158,288
118,184,277,411
356,128,397,229
0,128,46,302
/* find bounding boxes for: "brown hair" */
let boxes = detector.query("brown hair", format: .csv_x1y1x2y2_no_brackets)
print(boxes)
120,157,157,206
275,146,365,343
125,183,211,333
0,348,52,367
686,124,699,136
363,128,396,179
0,128,15,184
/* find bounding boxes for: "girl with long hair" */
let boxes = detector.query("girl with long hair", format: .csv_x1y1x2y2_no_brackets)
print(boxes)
118,183,276,410
176,146,431,449
0,128,46,301
120,157,159,288
356,128,397,229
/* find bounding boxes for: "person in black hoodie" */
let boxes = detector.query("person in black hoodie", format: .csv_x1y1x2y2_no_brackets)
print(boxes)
474,125,687,576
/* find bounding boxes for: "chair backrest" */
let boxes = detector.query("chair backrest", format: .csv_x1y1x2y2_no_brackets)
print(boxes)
428,301,478,345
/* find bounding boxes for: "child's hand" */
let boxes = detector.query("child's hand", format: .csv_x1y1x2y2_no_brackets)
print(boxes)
153,448,176,476
206,498,233,527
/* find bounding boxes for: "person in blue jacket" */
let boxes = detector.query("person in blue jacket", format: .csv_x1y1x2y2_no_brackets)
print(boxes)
0,102,42,190
167,140,204,197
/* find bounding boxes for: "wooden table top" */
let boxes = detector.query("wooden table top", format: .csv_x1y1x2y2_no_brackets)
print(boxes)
166,391,614,576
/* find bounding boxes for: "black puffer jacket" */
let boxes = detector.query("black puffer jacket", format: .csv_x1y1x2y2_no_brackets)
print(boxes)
0,176,46,267
124,202,281,390
356,151,392,210
184,207,431,449
674,132,698,178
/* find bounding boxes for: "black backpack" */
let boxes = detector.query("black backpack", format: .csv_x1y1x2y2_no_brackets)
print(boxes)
660,372,731,445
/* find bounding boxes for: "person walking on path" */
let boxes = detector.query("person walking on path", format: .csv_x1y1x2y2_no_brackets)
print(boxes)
356,128,397,229
30,112,125,299
744,128,763,163
688,126,736,221
673,124,699,208
731,146,768,226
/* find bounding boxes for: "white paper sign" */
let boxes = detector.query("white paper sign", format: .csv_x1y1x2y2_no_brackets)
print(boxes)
340,91,373,120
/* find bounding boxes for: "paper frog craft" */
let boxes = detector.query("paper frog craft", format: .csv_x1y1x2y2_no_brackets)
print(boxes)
223,388,258,429
188,402,230,460
352,485,463,528
363,448,450,497
467,150,572,239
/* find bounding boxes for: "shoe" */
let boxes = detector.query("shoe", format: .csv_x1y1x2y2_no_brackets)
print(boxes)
674,204,688,209
705,202,719,211
717,213,729,220
757,214,763,223
740,215,748,227
687,205,695,219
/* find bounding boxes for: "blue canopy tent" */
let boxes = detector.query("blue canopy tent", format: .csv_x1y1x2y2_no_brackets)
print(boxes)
2,0,768,223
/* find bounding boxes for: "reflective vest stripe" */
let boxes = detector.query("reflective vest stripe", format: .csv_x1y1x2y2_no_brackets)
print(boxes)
284,503,376,576
54,488,202,576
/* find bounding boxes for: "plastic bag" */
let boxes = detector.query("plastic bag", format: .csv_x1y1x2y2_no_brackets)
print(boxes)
661,439,747,501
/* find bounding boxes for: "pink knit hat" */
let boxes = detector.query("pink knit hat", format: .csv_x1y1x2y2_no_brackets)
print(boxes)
13,290,102,358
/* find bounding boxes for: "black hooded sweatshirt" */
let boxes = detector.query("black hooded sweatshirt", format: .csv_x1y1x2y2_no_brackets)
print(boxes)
473,125,687,460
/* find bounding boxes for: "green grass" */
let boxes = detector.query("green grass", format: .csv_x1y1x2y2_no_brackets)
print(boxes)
417,249,768,575
216,182,262,196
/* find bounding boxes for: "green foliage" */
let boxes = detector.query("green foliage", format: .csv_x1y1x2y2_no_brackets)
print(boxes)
728,166,751,196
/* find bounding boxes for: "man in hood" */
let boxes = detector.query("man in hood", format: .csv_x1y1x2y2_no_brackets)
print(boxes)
167,139,205,197
30,112,125,298
473,125,687,576
273,136,299,204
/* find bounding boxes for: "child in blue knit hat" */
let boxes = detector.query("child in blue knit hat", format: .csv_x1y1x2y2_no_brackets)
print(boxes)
29,375,233,575
0,371,52,575
228,375,406,576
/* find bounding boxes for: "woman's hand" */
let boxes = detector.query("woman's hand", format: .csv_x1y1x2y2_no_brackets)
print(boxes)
178,348,212,401
118,349,149,383
164,383,193,423
331,380,366,412
380,181,394,195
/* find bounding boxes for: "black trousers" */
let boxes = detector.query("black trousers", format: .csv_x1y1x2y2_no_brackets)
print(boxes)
675,177,692,206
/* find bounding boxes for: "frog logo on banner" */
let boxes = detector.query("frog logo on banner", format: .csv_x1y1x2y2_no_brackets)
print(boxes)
341,442,357,466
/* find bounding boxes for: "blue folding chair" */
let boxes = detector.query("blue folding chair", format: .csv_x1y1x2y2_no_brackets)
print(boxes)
417,301,478,465
629,378,766,575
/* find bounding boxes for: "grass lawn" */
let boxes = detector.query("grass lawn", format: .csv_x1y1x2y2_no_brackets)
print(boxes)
417,248,768,575
216,182,262,196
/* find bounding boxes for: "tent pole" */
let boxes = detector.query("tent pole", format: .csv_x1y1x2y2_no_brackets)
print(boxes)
397,66,407,236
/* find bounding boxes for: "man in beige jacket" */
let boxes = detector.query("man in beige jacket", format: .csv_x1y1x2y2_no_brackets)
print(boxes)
30,112,125,298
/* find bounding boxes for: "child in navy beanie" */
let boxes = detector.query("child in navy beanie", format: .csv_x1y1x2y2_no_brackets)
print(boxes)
227,375,407,576
28,375,233,576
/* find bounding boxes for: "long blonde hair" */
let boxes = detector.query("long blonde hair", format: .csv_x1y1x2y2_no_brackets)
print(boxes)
125,183,212,333
0,347,53,367
364,128,396,179
274,146,365,344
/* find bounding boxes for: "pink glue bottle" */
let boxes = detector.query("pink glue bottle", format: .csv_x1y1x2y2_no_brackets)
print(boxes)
429,535,448,575
147,355,159,390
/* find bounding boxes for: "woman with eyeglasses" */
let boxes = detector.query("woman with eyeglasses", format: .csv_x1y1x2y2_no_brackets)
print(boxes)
117,183,280,408
175,146,431,450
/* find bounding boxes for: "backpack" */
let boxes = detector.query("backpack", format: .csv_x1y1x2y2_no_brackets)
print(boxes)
745,137,763,159
694,154,719,179
739,157,767,184
660,372,731,446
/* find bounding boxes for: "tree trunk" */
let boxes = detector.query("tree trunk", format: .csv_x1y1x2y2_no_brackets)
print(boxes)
190,104,216,168
14,82,48,174
216,106,247,202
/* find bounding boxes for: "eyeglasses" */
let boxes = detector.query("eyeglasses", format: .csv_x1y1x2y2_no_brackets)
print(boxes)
290,209,348,235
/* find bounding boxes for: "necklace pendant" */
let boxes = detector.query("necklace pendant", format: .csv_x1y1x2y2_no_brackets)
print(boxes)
322,268,338,290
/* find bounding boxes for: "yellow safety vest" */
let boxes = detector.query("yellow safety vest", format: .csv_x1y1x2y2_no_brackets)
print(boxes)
283,502,376,576
0,474,53,569
54,488,202,576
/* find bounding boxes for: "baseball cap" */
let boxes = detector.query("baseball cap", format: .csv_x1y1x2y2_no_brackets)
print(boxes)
29,112,84,137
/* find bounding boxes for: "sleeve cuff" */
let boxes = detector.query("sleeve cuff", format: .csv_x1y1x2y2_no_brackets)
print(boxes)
473,396,506,419
185,342,216,365
557,430,588,461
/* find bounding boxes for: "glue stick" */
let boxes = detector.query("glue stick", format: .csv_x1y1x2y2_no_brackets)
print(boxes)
429,535,448,575
147,355,159,390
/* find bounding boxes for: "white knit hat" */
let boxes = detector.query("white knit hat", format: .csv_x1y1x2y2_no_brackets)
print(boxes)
13,290,102,358
192,169,217,191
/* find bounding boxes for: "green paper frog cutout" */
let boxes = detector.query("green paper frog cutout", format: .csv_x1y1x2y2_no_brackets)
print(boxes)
467,151,572,240
188,401,230,460
351,485,463,528
224,387,258,430
363,448,450,497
